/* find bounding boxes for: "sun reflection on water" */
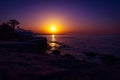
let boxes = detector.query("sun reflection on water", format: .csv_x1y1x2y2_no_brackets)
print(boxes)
52,34,55,42
48,34,61,54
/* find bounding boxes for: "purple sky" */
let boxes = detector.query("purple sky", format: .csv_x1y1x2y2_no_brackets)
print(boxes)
0,0,120,34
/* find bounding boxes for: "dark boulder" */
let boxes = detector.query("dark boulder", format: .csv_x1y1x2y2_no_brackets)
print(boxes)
101,54,116,64
86,52,97,58
61,54,75,59
51,50,61,55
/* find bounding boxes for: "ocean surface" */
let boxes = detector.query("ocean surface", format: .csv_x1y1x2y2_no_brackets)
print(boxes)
42,34,120,58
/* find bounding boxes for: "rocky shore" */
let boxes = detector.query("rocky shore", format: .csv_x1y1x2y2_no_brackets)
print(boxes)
0,45,120,80
0,32,119,80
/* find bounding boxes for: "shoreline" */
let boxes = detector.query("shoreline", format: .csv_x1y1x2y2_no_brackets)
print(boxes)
0,35,120,80
0,46,120,80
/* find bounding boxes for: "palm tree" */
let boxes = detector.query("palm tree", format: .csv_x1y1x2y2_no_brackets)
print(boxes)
8,19,20,30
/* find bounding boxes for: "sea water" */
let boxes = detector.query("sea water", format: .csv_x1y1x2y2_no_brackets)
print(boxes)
42,34,120,58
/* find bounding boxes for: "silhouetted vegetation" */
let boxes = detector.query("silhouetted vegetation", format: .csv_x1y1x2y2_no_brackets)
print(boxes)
0,23,14,40
0,19,48,54
7,19,20,30
0,19,33,41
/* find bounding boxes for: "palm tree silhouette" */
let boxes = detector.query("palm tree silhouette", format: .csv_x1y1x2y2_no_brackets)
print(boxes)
8,19,20,30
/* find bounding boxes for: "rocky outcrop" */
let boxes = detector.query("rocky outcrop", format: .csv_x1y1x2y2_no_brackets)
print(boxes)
0,37,47,54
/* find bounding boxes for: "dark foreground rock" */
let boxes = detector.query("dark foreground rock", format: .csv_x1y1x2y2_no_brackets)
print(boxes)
0,37,47,54
0,50,120,80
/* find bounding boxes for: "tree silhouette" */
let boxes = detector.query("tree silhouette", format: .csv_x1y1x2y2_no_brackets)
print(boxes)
8,19,20,30
0,23,14,40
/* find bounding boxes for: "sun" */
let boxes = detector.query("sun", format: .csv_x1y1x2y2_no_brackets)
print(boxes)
51,26,56,32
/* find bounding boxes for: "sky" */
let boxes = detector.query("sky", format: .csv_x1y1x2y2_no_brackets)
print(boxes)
0,0,120,34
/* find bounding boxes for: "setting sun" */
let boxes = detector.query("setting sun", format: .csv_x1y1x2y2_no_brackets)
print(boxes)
51,26,56,32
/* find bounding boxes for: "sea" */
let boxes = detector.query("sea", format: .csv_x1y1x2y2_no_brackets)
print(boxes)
42,34,120,58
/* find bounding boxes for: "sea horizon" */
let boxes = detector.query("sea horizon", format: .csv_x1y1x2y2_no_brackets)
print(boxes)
41,34,120,59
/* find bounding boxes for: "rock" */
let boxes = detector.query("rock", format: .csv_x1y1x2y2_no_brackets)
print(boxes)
86,52,97,58
51,50,61,55
100,54,116,64
28,37,48,54
61,54,75,59
0,37,48,54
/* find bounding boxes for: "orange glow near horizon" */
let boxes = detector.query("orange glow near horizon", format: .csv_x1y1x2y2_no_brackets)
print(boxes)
39,24,64,34
35,14,68,34
34,13,77,34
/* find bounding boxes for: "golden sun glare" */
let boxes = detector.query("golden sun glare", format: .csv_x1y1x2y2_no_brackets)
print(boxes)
51,26,56,32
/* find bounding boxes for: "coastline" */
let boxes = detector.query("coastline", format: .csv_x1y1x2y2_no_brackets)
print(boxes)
0,34,120,80
0,43,120,80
